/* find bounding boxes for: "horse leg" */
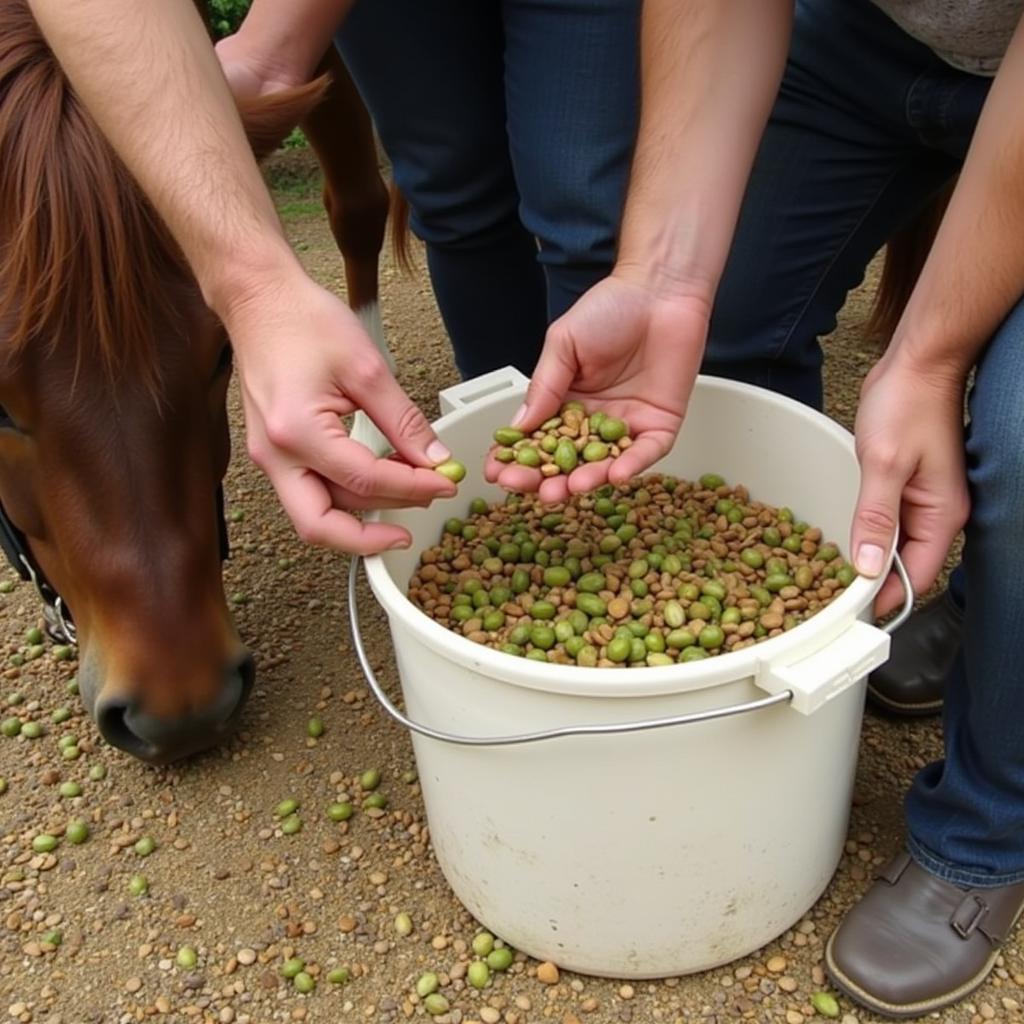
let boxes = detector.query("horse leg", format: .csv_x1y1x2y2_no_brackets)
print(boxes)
302,48,390,347
301,46,396,453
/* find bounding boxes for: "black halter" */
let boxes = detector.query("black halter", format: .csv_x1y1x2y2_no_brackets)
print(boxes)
0,486,231,648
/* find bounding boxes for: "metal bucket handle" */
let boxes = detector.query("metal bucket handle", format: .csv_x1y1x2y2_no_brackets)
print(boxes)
348,552,913,747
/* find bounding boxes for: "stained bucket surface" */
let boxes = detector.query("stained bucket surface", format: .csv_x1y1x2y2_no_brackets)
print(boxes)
354,367,907,978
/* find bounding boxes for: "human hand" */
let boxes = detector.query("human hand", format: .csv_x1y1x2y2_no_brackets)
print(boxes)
851,353,969,616
223,268,455,554
485,272,709,503
215,30,304,100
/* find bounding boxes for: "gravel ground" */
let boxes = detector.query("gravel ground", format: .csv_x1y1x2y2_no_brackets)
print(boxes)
0,149,1020,1024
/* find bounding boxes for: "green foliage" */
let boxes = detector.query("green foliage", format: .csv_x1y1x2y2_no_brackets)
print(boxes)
208,0,251,38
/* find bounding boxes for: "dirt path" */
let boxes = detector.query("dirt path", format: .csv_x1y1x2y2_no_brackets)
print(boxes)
0,151,1019,1024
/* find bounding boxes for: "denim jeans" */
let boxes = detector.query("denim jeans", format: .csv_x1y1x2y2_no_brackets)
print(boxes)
337,0,639,379
710,0,1024,885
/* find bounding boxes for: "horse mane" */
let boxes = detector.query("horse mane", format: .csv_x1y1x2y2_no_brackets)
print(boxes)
0,0,326,390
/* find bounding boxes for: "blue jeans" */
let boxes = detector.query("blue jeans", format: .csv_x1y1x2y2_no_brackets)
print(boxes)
711,0,1024,885
337,0,639,379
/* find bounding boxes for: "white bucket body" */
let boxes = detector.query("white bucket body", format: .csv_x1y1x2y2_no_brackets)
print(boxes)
363,368,893,978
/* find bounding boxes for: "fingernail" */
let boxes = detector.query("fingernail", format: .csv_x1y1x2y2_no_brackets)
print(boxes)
856,543,885,577
388,537,411,551
510,404,528,427
426,440,450,464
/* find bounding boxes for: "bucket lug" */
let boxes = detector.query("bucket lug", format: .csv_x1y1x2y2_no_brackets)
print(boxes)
756,620,890,715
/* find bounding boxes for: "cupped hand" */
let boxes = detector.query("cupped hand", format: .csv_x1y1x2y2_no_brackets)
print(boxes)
485,272,710,504
851,352,969,616
224,270,454,554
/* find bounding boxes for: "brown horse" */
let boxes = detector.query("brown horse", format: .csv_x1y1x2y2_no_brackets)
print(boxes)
0,1,381,764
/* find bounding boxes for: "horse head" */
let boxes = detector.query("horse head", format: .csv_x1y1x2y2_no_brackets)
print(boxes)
0,1,325,763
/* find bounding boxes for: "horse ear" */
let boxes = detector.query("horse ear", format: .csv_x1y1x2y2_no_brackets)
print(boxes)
237,75,330,163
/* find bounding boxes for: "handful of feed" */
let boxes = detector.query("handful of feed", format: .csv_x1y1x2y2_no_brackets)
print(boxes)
492,402,632,477
408,473,856,667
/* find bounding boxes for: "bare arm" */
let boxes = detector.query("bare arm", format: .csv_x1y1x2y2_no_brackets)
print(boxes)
851,14,1024,611
25,0,451,553
497,0,794,501
617,0,794,300
26,0,291,311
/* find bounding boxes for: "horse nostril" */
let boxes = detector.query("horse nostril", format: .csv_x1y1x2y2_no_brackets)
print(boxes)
96,700,156,761
94,654,255,764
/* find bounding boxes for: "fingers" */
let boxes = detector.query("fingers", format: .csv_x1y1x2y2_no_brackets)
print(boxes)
348,359,451,469
511,323,579,431
607,432,674,485
274,465,413,554
307,433,456,505
850,455,905,580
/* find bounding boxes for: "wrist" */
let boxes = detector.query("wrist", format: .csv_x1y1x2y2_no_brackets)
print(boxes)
202,237,307,334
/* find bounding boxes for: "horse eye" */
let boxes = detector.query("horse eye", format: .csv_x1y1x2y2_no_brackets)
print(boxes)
214,344,233,378
0,405,21,432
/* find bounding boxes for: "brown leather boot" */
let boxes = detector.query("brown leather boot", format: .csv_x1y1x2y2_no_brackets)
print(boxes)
826,851,1024,1018
867,590,962,716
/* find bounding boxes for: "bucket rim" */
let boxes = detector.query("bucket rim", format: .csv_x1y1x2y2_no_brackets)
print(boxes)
363,375,893,700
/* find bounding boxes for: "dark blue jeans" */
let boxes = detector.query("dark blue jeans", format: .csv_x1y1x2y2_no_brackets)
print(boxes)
337,0,639,379
711,0,1024,885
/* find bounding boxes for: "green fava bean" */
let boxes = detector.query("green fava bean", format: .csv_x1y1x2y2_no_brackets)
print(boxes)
794,565,815,590
435,459,466,483
540,434,559,454
782,535,802,553
687,601,711,621
554,439,578,474
543,566,571,588
629,637,647,662
699,473,725,489
721,607,742,626
470,497,488,516
516,446,542,468
577,572,604,593
647,652,674,666
575,593,607,618
597,417,628,442
554,620,576,644
568,609,589,634
327,967,351,985
576,644,599,666
483,611,505,631
663,601,685,628
818,543,839,562
486,947,514,971
741,547,764,569
666,628,696,649
582,441,609,462
762,526,782,548
494,427,524,445
511,569,530,594
494,447,515,463
645,631,666,654
467,960,491,989
508,624,531,646
701,580,726,601
699,625,725,649
607,636,632,663
680,646,710,662
564,635,586,658
531,600,556,620
765,573,794,592
530,626,556,650
424,994,450,1016
836,564,857,587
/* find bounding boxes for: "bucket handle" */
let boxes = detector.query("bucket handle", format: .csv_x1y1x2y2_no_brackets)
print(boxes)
347,554,913,747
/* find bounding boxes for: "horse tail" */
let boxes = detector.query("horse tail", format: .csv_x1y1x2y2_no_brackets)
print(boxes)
865,181,954,343
389,184,415,275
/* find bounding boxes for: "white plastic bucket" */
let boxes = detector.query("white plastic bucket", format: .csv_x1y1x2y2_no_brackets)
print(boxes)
353,367,909,978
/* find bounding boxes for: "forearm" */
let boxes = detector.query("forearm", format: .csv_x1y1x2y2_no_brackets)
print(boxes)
892,16,1024,380
27,0,299,321
231,0,355,84
617,0,793,303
